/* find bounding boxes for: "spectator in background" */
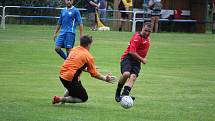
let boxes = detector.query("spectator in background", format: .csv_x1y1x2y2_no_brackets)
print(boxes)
118,0,133,31
148,0,162,33
84,0,99,30
98,0,107,24
1,0,6,6
213,0,215,34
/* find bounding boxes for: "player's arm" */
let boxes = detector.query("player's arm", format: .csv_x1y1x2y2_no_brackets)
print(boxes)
129,51,147,64
94,73,115,83
89,1,99,8
53,10,62,41
53,24,61,41
87,57,115,83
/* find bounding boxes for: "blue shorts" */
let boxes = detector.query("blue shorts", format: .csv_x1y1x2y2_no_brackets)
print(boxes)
56,33,76,48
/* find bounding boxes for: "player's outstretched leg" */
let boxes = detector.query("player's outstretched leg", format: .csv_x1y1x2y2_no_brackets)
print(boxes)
52,96,84,104
115,72,130,102
115,83,124,102
121,74,137,101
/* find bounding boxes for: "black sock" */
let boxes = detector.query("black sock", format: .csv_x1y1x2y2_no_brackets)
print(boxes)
116,83,124,95
122,86,131,96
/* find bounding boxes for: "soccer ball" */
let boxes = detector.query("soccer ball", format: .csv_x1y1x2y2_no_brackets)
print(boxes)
120,96,133,109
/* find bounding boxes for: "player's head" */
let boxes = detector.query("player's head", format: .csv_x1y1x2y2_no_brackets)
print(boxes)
141,22,151,38
80,35,93,50
65,0,73,8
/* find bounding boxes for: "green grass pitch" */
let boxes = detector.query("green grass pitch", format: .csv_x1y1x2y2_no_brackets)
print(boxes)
0,25,215,121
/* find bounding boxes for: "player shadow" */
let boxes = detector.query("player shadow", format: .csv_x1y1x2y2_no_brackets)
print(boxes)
51,103,90,109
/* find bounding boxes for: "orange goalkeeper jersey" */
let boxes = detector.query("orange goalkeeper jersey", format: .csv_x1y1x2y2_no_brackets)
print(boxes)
60,46,99,81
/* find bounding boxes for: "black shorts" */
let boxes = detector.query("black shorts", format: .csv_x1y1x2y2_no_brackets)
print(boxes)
118,1,129,19
120,54,141,77
213,13,215,21
60,77,88,102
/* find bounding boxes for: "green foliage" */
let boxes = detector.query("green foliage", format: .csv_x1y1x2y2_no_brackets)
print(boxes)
0,25,215,121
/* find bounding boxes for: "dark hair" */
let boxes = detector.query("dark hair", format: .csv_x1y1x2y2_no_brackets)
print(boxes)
143,22,151,29
80,35,93,47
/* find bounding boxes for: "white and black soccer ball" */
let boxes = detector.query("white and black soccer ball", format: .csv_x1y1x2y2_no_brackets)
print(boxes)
120,96,133,109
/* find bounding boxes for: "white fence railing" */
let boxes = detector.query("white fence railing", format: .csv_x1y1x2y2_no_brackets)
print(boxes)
0,6,3,28
0,6,88,29
0,6,135,30
0,6,196,32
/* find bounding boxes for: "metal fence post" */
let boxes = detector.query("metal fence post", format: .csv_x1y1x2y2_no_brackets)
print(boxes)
0,6,2,28
1,6,6,29
132,11,136,32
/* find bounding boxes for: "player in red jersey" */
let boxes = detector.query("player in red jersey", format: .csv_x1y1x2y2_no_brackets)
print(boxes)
115,22,151,102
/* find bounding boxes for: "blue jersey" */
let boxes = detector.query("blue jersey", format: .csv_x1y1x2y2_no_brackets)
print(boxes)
58,6,82,35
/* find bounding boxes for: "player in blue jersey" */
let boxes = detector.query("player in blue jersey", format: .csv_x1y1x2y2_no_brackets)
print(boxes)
53,0,83,60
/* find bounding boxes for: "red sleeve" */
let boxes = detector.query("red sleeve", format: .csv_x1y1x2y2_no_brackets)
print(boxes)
129,34,140,52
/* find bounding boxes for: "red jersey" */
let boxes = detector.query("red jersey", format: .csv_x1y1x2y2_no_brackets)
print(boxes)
121,32,150,60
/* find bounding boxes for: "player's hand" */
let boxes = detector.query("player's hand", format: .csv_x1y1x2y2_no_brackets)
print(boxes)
105,73,116,83
141,58,147,64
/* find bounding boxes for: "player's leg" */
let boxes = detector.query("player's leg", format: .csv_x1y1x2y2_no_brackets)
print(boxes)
71,80,88,103
58,89,69,105
53,77,88,104
63,89,69,97
65,33,75,56
55,34,67,60
60,96,82,103
61,80,88,103
53,77,75,104
121,60,141,100
115,55,131,102
115,72,130,100
122,74,137,96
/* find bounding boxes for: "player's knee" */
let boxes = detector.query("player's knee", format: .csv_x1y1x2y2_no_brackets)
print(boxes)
123,72,130,78
81,94,88,102
130,74,137,80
